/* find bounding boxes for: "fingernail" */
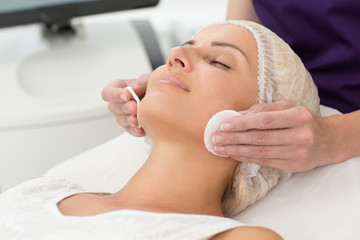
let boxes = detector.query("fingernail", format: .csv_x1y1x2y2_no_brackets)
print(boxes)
214,145,225,152
212,134,224,144
120,93,127,101
221,123,233,131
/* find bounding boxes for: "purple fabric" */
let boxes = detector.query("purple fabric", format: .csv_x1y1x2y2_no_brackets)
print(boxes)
253,0,360,113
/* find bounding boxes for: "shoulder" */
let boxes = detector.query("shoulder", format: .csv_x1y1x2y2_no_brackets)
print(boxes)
57,192,113,216
211,226,283,240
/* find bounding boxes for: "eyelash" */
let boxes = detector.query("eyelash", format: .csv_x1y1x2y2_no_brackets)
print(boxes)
208,58,231,70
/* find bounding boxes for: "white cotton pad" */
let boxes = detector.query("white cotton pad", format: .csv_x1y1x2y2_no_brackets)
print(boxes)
204,110,242,157
125,86,141,128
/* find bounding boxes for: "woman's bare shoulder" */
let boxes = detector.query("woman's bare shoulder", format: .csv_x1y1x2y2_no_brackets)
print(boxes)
211,226,283,240
57,192,112,216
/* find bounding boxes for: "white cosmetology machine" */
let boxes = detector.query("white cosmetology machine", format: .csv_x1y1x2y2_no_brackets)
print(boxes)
0,0,164,192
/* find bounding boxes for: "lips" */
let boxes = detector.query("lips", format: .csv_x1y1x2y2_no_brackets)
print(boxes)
156,73,190,92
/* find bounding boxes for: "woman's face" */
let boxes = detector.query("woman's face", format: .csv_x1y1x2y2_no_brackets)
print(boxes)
139,24,258,143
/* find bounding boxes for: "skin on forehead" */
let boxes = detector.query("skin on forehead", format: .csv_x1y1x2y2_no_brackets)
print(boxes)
193,23,258,68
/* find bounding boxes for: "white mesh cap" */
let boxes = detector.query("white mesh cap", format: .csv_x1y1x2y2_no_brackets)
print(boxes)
198,20,321,217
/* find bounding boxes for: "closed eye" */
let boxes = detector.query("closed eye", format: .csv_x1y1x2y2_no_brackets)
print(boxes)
209,59,231,70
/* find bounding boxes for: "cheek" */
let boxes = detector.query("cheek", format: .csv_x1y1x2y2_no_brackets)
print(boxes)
188,72,258,134
194,75,256,113
181,83,232,137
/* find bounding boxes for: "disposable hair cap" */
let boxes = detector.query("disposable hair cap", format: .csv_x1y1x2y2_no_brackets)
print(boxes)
198,20,321,216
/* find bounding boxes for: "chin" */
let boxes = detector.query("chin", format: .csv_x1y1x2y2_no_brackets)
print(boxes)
139,93,205,143
139,92,176,138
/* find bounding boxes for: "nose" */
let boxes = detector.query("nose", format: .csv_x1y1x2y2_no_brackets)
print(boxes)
167,46,192,72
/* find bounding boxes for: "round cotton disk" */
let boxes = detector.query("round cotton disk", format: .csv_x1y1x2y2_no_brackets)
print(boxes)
204,110,242,157
125,86,141,128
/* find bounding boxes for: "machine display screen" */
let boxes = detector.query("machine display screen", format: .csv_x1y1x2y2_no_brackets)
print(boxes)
0,0,160,28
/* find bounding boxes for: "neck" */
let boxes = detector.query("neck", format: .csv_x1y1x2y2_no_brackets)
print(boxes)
114,139,238,217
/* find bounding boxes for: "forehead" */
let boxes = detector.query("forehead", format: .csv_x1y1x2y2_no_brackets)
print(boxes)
194,23,258,65
195,24,255,46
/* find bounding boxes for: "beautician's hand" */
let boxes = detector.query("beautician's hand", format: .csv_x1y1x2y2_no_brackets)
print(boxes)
101,73,150,137
212,101,343,172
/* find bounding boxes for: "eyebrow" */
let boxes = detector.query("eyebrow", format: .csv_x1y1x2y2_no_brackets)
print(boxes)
182,40,248,61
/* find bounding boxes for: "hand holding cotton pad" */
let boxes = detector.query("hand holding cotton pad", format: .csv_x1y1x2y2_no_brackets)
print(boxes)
204,110,242,157
125,86,141,128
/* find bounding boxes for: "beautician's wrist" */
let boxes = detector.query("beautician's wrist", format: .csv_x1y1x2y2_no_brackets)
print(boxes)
328,111,360,163
324,114,346,164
